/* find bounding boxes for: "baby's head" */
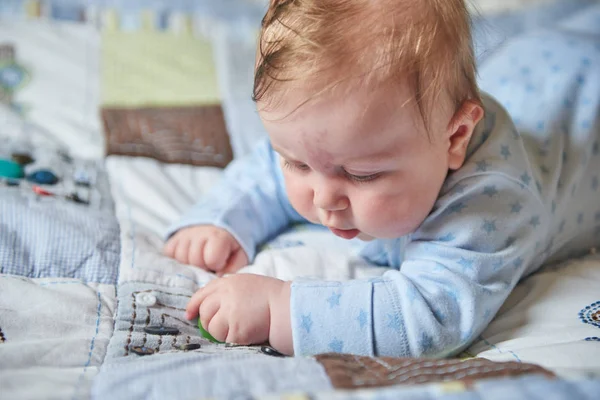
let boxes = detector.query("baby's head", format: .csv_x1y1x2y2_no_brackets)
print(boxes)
254,0,484,240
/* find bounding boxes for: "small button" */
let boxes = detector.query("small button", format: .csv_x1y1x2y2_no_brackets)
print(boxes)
66,193,89,205
261,346,286,357
135,292,157,307
176,343,201,351
144,325,179,335
3,179,20,187
73,169,91,187
0,159,25,179
11,153,34,165
27,169,59,185
58,151,73,164
32,185,53,196
131,346,155,356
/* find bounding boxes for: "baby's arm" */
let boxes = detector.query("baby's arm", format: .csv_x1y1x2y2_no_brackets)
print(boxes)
291,174,545,357
165,139,305,269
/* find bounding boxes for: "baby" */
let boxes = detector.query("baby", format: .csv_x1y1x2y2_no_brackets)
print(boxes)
165,0,600,357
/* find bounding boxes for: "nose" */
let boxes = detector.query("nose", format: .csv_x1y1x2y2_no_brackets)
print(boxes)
313,182,349,211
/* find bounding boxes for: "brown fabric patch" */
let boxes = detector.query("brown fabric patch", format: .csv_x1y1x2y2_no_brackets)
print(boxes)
102,106,233,168
315,353,555,389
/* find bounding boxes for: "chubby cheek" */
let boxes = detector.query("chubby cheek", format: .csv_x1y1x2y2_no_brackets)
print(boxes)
282,173,318,223
354,191,432,238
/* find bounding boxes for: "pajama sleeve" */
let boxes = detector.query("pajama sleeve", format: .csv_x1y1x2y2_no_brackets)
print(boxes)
165,138,305,262
290,173,547,357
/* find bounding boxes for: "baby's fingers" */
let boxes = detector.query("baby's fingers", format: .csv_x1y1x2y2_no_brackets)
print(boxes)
218,248,249,277
203,238,233,272
187,239,207,269
163,237,178,257
174,238,191,265
207,312,229,343
186,283,216,319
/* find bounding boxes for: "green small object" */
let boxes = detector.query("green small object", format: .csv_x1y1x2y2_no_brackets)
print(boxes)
0,159,25,179
198,319,223,343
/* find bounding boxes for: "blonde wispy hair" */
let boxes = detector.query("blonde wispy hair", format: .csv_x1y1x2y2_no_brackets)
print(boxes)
253,0,481,128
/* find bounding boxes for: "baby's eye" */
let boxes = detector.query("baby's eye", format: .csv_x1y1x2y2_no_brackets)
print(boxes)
345,171,381,183
283,160,310,171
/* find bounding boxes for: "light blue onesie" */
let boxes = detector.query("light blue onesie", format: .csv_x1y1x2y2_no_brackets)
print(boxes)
167,28,600,357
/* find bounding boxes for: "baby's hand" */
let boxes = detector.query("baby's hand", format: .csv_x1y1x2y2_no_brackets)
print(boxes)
163,225,248,275
186,274,293,355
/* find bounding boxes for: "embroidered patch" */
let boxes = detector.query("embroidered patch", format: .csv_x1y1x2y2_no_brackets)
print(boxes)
578,301,600,329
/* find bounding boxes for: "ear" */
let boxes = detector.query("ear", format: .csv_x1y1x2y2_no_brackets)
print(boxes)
446,100,484,170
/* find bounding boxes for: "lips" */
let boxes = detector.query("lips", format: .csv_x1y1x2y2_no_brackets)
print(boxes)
329,227,360,239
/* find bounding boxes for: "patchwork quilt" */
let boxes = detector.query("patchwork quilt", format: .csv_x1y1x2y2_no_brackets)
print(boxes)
1,1,600,399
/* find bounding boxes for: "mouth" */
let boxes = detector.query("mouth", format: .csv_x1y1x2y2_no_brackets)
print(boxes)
329,227,360,240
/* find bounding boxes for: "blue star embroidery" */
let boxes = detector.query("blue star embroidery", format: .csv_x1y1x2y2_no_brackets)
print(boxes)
537,121,545,131
542,50,552,60
578,213,584,224
387,313,402,331
438,233,456,242
433,307,447,324
482,219,497,233
458,257,474,270
301,314,313,333
500,145,511,160
329,338,344,353
582,57,591,66
592,176,599,191
492,259,503,271
576,74,585,85
476,160,491,172
327,292,341,308
483,185,498,198
529,216,541,227
513,257,524,269
520,172,531,186
559,220,566,233
551,65,561,73
357,309,368,329
521,66,531,75
448,202,467,214
420,333,434,352
510,201,522,214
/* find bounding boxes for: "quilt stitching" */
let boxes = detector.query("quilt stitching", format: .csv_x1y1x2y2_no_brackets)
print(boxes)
124,289,195,356
478,335,522,363
72,291,102,400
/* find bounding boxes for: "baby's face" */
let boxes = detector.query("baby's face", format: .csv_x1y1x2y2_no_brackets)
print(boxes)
260,83,456,240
